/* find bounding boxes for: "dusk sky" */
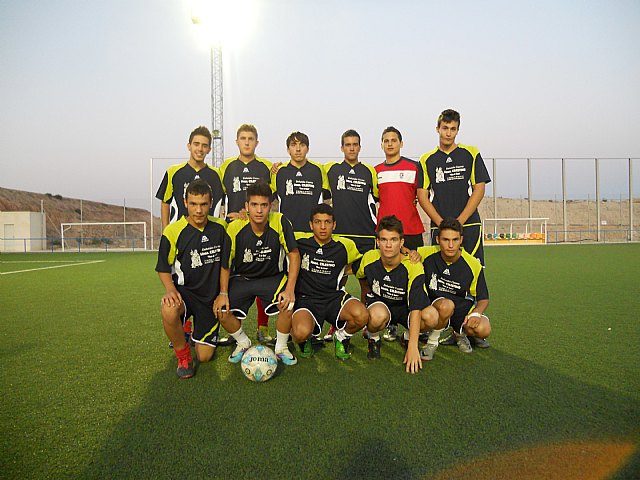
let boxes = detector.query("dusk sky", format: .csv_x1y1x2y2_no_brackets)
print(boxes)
1,0,639,211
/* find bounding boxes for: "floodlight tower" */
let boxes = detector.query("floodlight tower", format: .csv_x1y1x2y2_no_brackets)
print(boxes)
191,4,224,167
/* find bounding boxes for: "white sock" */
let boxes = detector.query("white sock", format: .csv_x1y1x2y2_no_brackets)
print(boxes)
230,327,251,348
368,332,380,341
428,329,443,345
335,329,350,342
275,330,290,353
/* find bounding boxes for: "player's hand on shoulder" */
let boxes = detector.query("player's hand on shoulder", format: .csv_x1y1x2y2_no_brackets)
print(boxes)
161,288,182,308
228,209,248,221
405,249,421,264
271,162,283,174
403,347,423,374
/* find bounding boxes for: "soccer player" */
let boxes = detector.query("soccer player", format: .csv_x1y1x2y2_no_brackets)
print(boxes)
155,126,226,346
291,204,369,360
356,216,439,374
155,126,224,229
417,217,491,361
417,109,491,266
375,126,426,343
272,131,331,233
214,180,301,365
156,179,230,379
218,124,273,343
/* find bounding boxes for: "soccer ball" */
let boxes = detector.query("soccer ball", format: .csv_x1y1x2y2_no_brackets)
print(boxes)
240,345,278,382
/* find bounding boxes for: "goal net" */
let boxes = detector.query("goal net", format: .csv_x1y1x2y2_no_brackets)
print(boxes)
482,217,548,245
60,222,147,252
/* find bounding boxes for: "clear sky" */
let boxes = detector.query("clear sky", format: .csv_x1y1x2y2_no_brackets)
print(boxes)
1,0,639,210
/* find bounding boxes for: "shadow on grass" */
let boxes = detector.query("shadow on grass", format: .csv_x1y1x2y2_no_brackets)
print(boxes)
80,344,640,479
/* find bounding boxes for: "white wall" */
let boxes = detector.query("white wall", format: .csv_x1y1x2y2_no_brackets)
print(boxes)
0,212,46,252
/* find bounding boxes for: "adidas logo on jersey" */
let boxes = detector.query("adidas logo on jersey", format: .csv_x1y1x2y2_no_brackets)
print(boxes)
443,268,450,275
256,240,263,247
383,275,391,281
243,167,250,173
446,157,453,163
316,248,323,255
296,171,303,177
349,169,355,175
194,174,200,179
201,235,209,242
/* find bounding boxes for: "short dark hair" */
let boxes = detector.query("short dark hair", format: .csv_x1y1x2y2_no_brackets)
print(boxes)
381,126,402,142
246,180,272,201
377,215,404,238
437,109,461,128
286,131,309,148
186,178,212,199
189,126,212,144
237,123,258,140
309,203,335,222
341,129,360,146
438,217,463,235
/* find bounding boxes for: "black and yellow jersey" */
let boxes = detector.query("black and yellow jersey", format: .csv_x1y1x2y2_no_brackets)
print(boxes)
155,162,224,222
155,216,230,302
325,160,379,238
419,145,491,226
272,160,331,233
356,250,427,311
418,246,488,302
225,212,297,278
218,156,272,215
294,233,361,299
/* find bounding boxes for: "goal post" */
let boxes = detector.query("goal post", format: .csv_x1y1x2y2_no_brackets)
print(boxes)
60,221,147,252
482,217,549,245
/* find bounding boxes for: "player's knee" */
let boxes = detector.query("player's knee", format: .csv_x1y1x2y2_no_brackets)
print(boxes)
350,303,369,328
291,321,312,343
421,306,439,330
437,299,455,319
196,345,216,363
160,303,182,324
367,310,388,332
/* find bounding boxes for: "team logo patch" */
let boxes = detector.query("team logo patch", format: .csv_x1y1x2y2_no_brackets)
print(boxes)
301,254,310,270
232,177,241,192
190,249,203,268
285,179,294,195
429,273,438,291
435,167,445,183
243,248,253,263
337,175,346,190
372,279,381,295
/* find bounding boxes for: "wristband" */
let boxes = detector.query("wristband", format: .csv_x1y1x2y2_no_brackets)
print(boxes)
219,291,228,296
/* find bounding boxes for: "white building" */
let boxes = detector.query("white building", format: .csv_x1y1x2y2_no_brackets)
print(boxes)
0,212,47,252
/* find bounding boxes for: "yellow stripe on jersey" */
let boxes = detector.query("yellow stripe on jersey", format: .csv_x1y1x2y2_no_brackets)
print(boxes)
162,162,188,203
418,148,439,190
458,144,481,185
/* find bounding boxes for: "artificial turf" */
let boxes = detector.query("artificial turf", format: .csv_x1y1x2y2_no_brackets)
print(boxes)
0,245,638,479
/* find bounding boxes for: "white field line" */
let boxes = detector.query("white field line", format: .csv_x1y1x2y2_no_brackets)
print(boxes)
0,260,97,263
0,260,105,275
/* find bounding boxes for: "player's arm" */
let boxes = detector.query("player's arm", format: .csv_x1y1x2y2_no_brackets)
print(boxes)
158,271,181,307
213,267,230,319
457,182,486,225
160,203,171,230
417,188,443,226
278,248,300,311
403,309,423,374
464,299,489,330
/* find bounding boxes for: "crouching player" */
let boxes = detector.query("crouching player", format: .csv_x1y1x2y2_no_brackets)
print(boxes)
214,180,301,365
357,215,439,373
156,179,231,379
291,204,369,360
417,217,491,361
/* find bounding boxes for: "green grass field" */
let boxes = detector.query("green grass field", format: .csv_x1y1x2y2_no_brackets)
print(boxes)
1,245,639,479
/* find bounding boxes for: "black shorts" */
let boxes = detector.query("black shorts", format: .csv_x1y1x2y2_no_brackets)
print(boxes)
432,296,474,334
338,235,376,274
365,293,412,329
294,290,356,336
228,273,288,320
431,224,484,265
177,287,219,347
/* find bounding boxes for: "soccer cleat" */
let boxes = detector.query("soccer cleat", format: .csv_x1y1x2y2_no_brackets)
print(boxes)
276,347,298,366
367,338,381,360
176,357,195,379
470,336,490,348
383,324,397,342
311,334,324,346
399,334,409,351
439,328,456,345
418,332,430,343
334,335,351,361
455,334,473,354
257,325,274,344
420,343,438,361
228,342,250,363
324,325,336,342
216,336,236,347
298,339,314,358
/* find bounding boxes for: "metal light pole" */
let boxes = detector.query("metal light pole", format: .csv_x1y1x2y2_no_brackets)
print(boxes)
210,44,224,167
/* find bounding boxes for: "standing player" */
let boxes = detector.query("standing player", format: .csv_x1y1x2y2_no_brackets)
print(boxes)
156,126,224,229
356,216,439,374
218,124,273,343
155,126,226,345
375,126,425,342
214,180,301,365
417,109,491,348
291,204,369,360
156,179,230,379
324,129,378,340
417,217,491,360
272,131,331,233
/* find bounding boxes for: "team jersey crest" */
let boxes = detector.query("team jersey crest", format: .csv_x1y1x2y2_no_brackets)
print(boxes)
337,175,346,190
233,177,241,192
190,249,203,268
435,167,445,183
243,248,253,263
301,253,310,270
372,279,381,295
286,179,294,195
429,273,438,291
